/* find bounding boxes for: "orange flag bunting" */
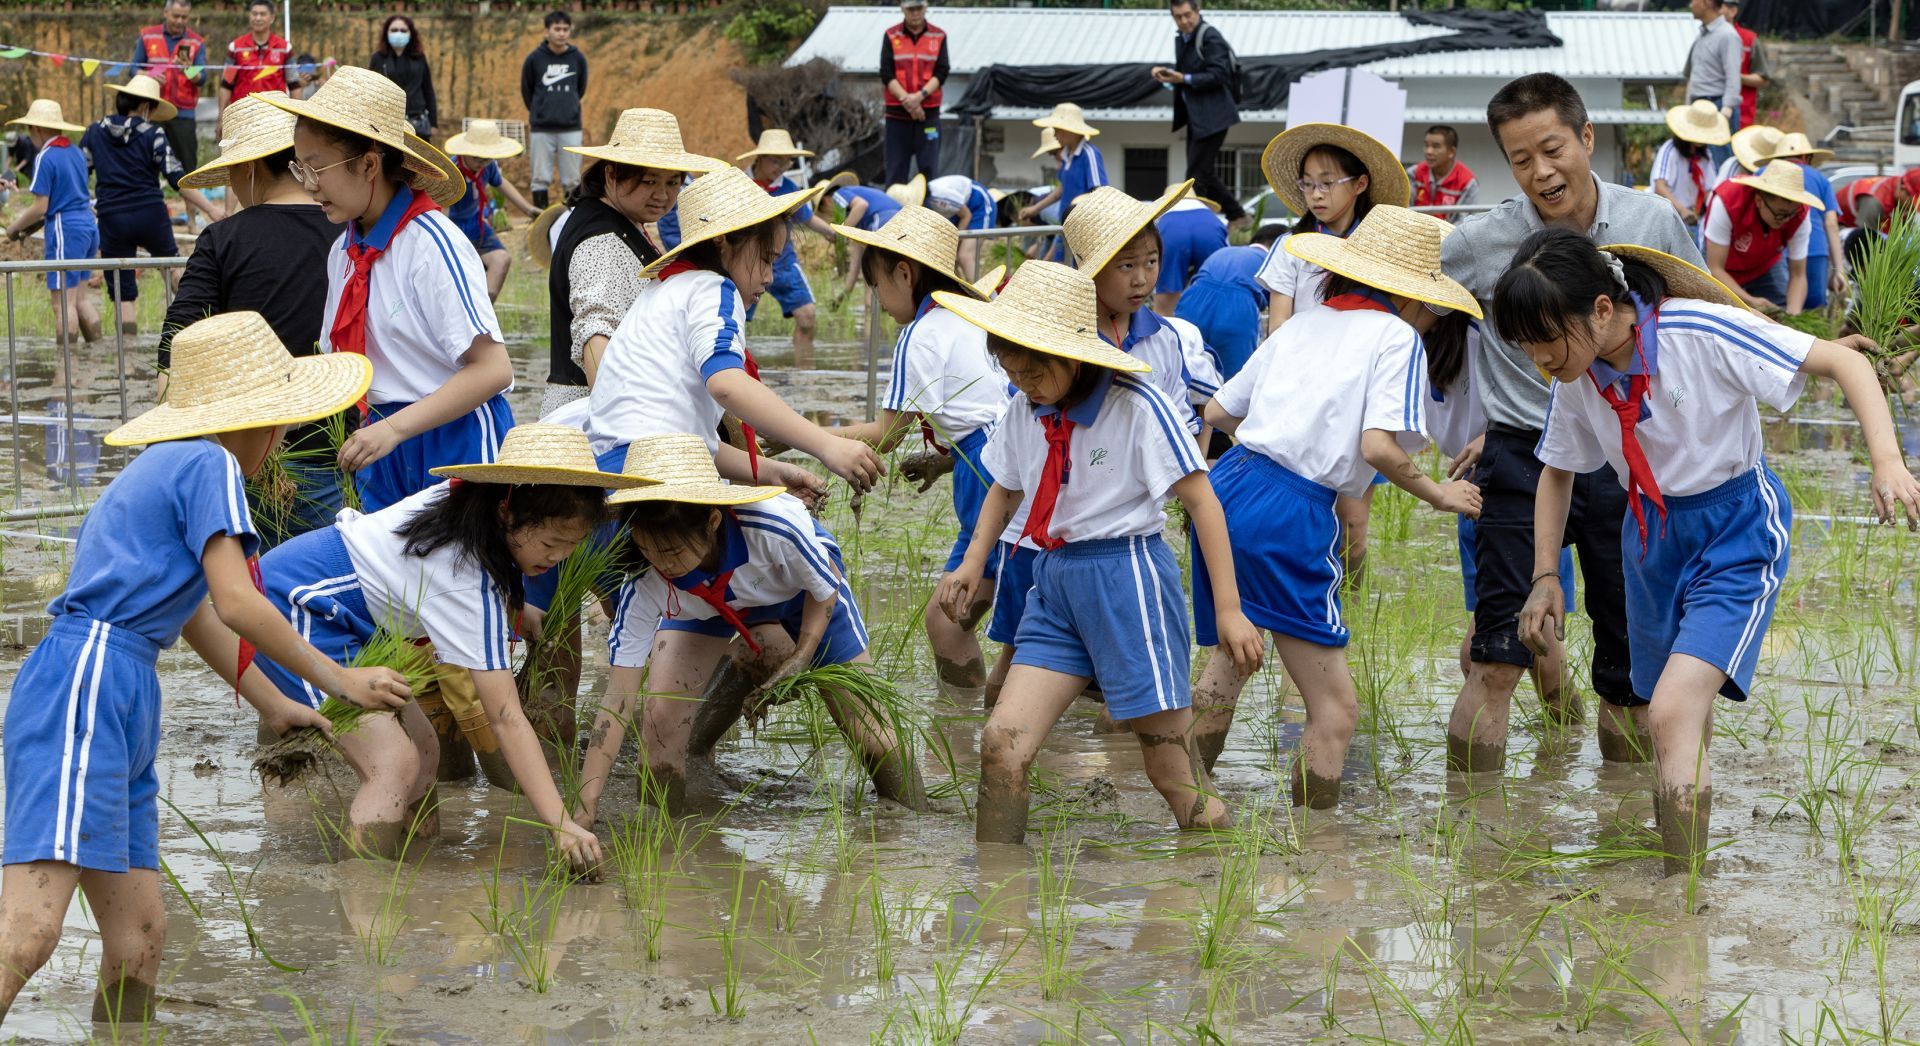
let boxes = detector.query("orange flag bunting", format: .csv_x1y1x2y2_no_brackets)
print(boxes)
250,64,279,82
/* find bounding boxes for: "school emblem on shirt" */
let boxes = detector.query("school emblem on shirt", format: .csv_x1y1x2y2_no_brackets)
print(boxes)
1088,447,1109,469
1733,233,1753,253
1668,385,1687,409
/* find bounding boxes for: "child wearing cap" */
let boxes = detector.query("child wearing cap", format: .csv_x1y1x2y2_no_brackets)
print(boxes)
926,173,995,278
1191,207,1482,802
576,434,926,819
1651,100,1730,237
2,99,103,345
933,261,1264,844
0,312,404,1025
1153,192,1229,315
264,68,513,515
1703,161,1822,314
737,129,840,359
1018,104,1106,231
443,119,540,300
1493,229,1920,875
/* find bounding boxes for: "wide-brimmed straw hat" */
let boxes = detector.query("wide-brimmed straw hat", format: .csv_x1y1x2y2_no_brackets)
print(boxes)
639,167,825,278
1733,162,1825,211
106,312,369,447
1283,205,1482,316
1032,103,1099,139
1179,192,1223,214
569,108,726,173
932,260,1149,373
1064,181,1192,274
527,203,566,268
1031,127,1061,159
1600,244,1749,312
106,74,178,123
735,128,813,162
444,119,523,160
9,98,84,134
1666,99,1731,146
1262,123,1411,216
431,422,650,488
1730,125,1783,173
886,174,927,208
832,205,990,300
814,170,859,193
1769,131,1836,163
181,93,296,189
260,66,462,207
608,433,785,506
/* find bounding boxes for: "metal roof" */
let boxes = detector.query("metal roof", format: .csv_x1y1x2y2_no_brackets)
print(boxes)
792,8,1696,82
990,105,1669,127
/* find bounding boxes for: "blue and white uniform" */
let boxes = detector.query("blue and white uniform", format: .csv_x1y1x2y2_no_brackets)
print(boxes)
1047,141,1108,262
1106,307,1205,434
587,268,747,461
449,159,506,254
28,136,97,291
756,174,815,318
982,372,1206,720
608,494,867,669
1536,295,1811,703
1255,220,1350,311
1155,198,1229,295
1174,244,1271,380
319,186,511,512
3,439,255,871
928,174,995,230
829,184,901,232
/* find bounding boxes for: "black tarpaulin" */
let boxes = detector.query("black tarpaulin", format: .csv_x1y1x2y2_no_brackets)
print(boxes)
1736,0,1899,39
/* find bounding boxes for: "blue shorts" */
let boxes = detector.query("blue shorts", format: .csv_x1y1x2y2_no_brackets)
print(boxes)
766,252,814,318
987,542,1038,645
1174,282,1261,381
1155,209,1228,295
1459,516,1576,614
1193,447,1348,648
523,443,629,613
1771,251,1831,310
472,224,505,255
1622,466,1790,706
1011,535,1192,720
251,526,377,710
3,616,163,871
43,211,98,291
943,426,1006,574
358,392,514,513
657,525,868,667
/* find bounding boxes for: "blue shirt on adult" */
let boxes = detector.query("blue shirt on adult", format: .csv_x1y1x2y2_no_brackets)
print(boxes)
80,114,187,217
830,185,901,231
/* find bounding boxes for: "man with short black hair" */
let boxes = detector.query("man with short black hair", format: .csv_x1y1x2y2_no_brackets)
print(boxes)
130,0,206,169
881,0,949,184
521,10,587,209
1409,124,1478,223
1152,0,1246,226
219,0,290,126
1684,0,1744,168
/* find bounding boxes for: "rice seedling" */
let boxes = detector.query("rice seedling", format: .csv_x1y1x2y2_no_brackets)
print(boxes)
159,795,305,973
1033,823,1084,1001
705,856,757,1018
895,884,1022,1044
1847,210,1920,381
344,794,438,966
1840,847,1920,1042
271,988,390,1045
471,817,578,993
252,626,438,787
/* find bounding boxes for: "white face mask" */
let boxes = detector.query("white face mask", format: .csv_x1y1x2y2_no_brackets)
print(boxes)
387,29,410,48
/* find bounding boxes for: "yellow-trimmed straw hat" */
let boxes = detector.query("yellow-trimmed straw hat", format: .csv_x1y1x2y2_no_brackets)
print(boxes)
1031,127,1061,159
181,93,296,189
1283,205,1482,316
444,119,524,160
1599,244,1749,311
430,422,651,488
831,205,991,300
105,74,178,123
1262,123,1412,216
9,98,84,135
608,433,785,506
814,170,859,194
1732,161,1826,211
106,312,369,447
1730,125,1783,174
932,260,1149,373
260,66,463,207
735,128,814,162
527,203,566,268
886,173,927,208
639,167,826,278
1065,181,1192,274
1666,99,1732,146
1032,103,1099,139
1769,131,1836,164
569,108,726,173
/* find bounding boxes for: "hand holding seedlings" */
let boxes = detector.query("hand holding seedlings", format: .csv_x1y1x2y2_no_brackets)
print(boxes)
259,698,336,739
897,451,955,493
335,666,412,710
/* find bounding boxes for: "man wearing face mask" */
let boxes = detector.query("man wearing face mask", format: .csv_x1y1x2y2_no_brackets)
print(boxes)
521,10,589,210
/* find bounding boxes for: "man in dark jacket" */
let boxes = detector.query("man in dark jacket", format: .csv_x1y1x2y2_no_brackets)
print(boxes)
520,10,588,209
1152,0,1245,226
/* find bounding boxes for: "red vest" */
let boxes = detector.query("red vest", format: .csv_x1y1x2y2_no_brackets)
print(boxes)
138,24,206,110
1411,161,1475,208
885,23,944,110
225,32,291,101
1735,25,1758,128
1712,181,1806,283
1839,175,1897,230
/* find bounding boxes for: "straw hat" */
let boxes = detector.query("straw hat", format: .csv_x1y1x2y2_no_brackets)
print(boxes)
181,94,296,189
1732,162,1826,211
886,174,927,209
735,128,814,162
1730,125,1783,174
1666,99,1731,146
1179,192,1223,214
260,66,462,207
608,434,785,507
1261,123,1411,216
568,108,726,173
9,99,84,135
105,312,369,447
831,205,990,300
1600,244,1749,312
444,119,523,160
931,260,1149,373
527,203,566,268
430,423,650,488
1065,182,1193,274
1769,131,1836,163
814,170,859,193
1282,205,1482,316
639,167,826,278
1032,103,1099,139
106,74,179,123
1031,127,1061,159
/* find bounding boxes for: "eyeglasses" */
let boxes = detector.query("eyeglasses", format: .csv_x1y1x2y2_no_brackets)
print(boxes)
286,156,355,188
1755,194,1799,224
1295,175,1360,197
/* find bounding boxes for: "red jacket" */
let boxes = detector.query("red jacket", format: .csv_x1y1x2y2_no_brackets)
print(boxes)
138,24,206,110
224,32,291,101
884,22,947,115
1712,181,1806,283
1735,25,1758,129
1411,160,1478,218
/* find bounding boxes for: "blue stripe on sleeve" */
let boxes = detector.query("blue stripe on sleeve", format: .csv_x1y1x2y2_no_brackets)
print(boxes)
1659,310,1802,372
416,214,489,335
1114,374,1203,474
712,280,742,358
884,318,920,412
733,509,839,591
608,579,638,662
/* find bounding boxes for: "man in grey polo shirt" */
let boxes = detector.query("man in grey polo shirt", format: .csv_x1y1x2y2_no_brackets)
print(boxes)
1684,0,1744,167
1440,73,1705,775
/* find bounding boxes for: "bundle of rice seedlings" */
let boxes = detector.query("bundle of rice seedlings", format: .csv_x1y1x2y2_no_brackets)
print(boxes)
1846,210,1920,392
516,530,624,705
253,627,436,787
748,661,922,743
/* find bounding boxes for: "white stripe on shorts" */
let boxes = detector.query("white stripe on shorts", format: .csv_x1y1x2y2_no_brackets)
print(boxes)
53,618,102,862
1127,538,1169,712
1729,467,1790,675
65,625,111,862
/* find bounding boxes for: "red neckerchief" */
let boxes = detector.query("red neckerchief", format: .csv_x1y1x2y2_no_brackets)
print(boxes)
457,159,490,217
233,553,266,704
1686,153,1708,218
46,136,71,148
1018,412,1076,551
671,511,762,654
1324,291,1394,314
1588,305,1668,556
659,261,764,480
331,188,441,408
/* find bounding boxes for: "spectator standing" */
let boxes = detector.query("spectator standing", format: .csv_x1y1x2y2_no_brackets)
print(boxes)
369,15,437,139
220,1,292,122
1152,0,1247,227
1409,125,1479,222
1683,0,1743,169
521,11,588,210
881,0,948,184
130,0,207,169
1725,0,1768,132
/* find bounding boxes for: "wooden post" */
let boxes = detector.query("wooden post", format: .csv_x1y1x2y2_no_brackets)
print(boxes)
1893,0,1905,44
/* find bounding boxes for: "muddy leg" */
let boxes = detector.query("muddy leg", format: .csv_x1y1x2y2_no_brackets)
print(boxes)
414,683,476,783
637,631,737,815
1597,701,1653,763
78,868,163,1026
1271,635,1359,810
976,665,1086,844
927,580,992,707
1191,644,1257,774
333,713,425,859
1646,654,1722,878
984,643,1015,712
1133,707,1229,830
1534,636,1586,729
1448,661,1523,774
824,653,927,811
0,861,84,1021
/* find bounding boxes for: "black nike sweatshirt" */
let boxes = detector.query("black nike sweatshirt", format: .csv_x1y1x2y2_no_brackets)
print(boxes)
520,44,588,131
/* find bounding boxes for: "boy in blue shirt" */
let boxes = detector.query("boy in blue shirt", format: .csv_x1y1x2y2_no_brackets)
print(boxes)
3,99,103,345
820,173,902,297
738,129,838,358
444,119,540,301
1175,223,1284,380
1018,104,1106,260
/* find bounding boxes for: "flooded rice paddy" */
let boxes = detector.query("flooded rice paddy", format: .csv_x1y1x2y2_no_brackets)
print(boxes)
4,277,1920,1043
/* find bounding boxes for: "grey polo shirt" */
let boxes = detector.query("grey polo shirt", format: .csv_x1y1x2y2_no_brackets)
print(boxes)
1684,15,1743,113
1440,172,1705,432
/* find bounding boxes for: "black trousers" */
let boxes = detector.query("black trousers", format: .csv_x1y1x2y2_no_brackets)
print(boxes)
163,115,198,171
883,113,941,183
1185,128,1245,222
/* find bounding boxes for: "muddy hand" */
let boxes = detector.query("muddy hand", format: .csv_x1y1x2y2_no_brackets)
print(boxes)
742,654,809,731
936,569,981,625
338,666,410,709
264,700,334,738
821,436,884,493
1871,463,1920,530
1215,610,1265,675
897,451,955,493
1518,579,1564,657
554,819,603,877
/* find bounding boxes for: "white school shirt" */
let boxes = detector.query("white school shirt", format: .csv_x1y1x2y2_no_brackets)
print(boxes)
1650,140,1721,215
1425,322,1487,460
982,372,1206,543
1714,156,1744,187
1705,193,1812,261
335,485,515,673
1168,314,1223,407
318,193,502,406
1111,308,1203,434
606,494,845,669
587,269,747,457
882,300,1009,443
1212,300,1430,498
1254,228,1335,309
1536,297,1813,497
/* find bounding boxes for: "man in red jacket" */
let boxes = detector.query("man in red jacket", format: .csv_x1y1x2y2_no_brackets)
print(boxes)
129,0,206,168
1408,125,1479,223
881,0,949,184
219,0,291,127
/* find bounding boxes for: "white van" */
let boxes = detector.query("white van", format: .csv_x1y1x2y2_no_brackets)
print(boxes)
1897,80,1920,169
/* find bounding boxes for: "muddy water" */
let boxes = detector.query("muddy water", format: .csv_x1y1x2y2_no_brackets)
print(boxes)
4,325,1920,1043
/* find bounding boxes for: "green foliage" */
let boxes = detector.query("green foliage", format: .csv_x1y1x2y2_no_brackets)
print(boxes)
723,0,818,65
1848,210,1920,362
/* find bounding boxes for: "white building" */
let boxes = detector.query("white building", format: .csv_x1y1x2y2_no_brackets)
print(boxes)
790,7,1698,206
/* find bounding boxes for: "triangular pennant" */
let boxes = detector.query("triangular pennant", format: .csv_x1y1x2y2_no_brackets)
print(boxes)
0,48,29,60
48,53,65,68
184,65,203,78
251,64,279,82
80,58,98,77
